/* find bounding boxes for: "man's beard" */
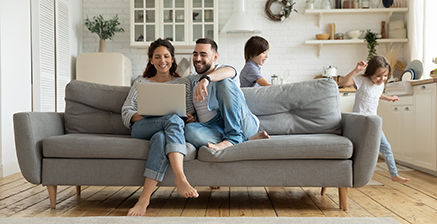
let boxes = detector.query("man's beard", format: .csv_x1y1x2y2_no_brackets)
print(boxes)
195,62,212,75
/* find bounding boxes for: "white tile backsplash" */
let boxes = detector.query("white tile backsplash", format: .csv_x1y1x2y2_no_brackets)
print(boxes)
82,0,407,83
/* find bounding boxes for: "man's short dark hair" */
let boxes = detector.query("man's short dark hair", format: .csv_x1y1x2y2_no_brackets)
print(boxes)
195,38,218,53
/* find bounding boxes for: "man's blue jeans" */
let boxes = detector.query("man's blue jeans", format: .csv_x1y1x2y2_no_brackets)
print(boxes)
185,78,259,148
380,131,398,178
131,114,186,182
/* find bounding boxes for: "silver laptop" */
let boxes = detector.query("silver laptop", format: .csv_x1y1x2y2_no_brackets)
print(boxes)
137,82,186,117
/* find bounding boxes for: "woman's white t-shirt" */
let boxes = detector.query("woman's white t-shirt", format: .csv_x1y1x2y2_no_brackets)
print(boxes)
352,75,384,115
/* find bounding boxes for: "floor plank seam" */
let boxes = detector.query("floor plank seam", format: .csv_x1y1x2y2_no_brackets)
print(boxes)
356,187,412,224
264,187,279,217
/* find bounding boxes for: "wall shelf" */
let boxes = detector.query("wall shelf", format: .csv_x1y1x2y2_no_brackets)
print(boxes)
304,39,408,57
304,8,409,27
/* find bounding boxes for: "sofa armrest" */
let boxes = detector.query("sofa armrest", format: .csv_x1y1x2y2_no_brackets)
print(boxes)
341,112,382,188
13,112,65,184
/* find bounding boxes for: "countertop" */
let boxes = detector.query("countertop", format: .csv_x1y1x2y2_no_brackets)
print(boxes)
339,87,356,93
409,77,437,86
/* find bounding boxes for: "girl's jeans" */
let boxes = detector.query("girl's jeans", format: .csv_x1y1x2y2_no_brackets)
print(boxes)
131,114,186,182
380,131,398,177
185,78,259,148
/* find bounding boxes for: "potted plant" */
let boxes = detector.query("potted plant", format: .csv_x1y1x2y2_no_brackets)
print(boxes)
84,14,125,52
364,29,379,61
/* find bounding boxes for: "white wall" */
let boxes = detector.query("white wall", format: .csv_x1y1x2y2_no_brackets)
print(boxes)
70,0,84,79
0,0,32,177
82,0,407,82
0,0,82,177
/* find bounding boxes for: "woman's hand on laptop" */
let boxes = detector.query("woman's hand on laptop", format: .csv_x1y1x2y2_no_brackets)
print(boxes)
194,79,209,102
185,114,195,124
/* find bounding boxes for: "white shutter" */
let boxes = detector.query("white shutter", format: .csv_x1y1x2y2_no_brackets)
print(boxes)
55,0,70,112
32,0,56,112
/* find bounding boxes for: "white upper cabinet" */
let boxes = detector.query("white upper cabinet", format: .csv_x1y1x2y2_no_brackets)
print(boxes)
130,0,218,47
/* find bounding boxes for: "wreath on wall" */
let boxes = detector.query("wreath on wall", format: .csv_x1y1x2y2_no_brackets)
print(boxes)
265,0,298,22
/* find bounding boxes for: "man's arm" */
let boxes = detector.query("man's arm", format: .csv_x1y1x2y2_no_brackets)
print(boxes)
207,66,235,82
195,67,236,102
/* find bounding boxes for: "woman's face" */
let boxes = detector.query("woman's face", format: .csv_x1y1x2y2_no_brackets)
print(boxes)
251,49,269,66
150,46,173,74
370,67,389,85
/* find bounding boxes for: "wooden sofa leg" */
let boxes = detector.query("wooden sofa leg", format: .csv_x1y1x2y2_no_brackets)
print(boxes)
338,187,348,211
321,187,327,195
76,186,81,196
47,185,57,209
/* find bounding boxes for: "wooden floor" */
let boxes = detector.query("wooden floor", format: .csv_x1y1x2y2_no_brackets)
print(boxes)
1,167,437,223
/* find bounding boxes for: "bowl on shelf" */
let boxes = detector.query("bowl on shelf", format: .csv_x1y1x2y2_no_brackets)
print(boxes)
346,30,364,40
315,33,330,40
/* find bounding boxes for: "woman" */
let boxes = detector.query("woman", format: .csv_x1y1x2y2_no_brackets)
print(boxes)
122,38,198,216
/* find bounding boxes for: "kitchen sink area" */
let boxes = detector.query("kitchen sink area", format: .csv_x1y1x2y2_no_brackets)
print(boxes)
385,81,414,95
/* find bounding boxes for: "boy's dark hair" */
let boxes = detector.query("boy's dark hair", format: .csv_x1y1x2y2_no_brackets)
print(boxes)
364,55,391,78
195,38,218,53
143,38,179,78
244,36,270,62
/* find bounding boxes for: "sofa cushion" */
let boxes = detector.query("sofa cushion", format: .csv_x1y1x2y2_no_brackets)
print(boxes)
42,133,197,161
65,80,131,135
197,134,353,162
241,78,342,135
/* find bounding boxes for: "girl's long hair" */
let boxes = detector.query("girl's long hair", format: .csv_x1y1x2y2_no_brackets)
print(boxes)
364,56,391,78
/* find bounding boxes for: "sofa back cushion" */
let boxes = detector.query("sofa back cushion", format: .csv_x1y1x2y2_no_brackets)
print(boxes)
65,80,131,134
242,78,342,135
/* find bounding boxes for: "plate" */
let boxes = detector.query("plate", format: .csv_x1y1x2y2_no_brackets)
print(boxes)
400,69,415,81
404,60,423,80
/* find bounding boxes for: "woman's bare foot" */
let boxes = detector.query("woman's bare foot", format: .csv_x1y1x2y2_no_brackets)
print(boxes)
391,175,410,183
249,131,270,141
175,178,199,198
127,199,149,216
207,140,233,151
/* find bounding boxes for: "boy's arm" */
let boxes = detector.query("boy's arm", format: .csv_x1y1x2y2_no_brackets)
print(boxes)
256,77,271,86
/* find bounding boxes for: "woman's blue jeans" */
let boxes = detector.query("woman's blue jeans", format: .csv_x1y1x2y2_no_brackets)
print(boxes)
185,78,259,148
380,131,398,177
131,114,186,182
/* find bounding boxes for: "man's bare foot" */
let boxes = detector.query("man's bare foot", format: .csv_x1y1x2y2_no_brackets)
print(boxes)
127,200,149,216
207,140,233,151
175,178,199,198
249,131,270,141
391,175,410,183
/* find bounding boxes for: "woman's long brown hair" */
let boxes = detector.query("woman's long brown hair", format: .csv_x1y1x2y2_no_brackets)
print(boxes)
143,38,180,78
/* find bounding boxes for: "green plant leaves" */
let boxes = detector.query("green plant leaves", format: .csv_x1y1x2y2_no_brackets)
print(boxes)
84,14,125,40
364,29,379,61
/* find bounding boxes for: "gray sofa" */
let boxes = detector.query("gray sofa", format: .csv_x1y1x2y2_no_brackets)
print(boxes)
13,78,382,211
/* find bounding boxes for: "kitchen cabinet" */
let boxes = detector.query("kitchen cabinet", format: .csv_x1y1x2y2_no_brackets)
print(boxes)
378,96,414,164
130,0,218,47
339,92,355,112
413,83,437,171
378,82,437,173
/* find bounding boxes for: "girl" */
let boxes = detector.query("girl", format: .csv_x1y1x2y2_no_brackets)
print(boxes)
240,36,271,87
122,38,199,216
340,55,410,183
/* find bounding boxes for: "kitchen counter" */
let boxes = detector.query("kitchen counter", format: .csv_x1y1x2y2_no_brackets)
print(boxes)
410,77,437,86
339,87,356,92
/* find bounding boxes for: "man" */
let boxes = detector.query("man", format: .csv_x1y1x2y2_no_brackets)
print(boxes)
185,38,269,151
